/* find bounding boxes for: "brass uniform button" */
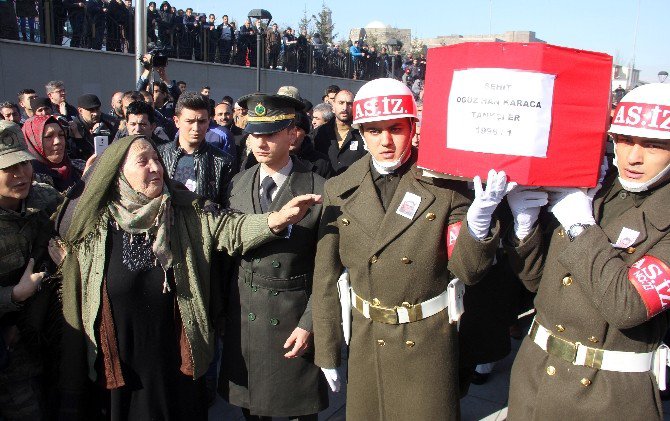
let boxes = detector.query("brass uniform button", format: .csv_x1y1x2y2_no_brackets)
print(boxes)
248,313,256,321
580,378,592,387
555,324,565,333
377,339,385,346
371,298,381,306
251,285,258,292
270,318,279,326
558,229,565,238
401,257,412,264
562,276,573,286
271,290,279,296
341,218,350,226
272,260,281,268
425,212,436,221
405,340,415,348
588,336,598,344
546,366,556,376
370,255,378,264
626,247,636,254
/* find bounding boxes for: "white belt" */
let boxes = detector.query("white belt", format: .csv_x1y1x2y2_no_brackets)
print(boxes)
529,319,653,372
351,288,449,324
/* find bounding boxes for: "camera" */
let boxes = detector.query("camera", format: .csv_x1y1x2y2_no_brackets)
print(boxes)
140,43,169,68
55,115,71,137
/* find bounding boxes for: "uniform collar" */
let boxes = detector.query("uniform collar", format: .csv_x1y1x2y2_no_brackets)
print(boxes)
259,158,293,191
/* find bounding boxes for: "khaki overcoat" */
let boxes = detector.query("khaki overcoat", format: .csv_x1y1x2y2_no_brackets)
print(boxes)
507,173,670,420
312,153,499,420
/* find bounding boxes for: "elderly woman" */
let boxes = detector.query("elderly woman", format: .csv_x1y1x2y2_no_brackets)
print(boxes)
22,115,82,192
57,135,319,420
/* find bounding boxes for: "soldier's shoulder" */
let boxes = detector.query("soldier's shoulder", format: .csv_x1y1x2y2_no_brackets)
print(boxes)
324,157,369,197
29,182,62,211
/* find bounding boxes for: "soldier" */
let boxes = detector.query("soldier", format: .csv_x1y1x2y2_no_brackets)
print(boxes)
0,121,61,420
219,94,329,420
311,78,510,420
507,83,670,420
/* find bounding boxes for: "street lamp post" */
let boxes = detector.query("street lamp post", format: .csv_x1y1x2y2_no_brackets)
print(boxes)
135,0,147,83
247,9,272,92
386,38,400,79
659,71,668,83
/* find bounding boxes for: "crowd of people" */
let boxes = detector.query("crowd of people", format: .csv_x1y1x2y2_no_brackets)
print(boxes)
1,35,670,421
0,0,429,82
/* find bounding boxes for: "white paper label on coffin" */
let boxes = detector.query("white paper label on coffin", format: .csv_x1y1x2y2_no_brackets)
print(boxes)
446,68,556,158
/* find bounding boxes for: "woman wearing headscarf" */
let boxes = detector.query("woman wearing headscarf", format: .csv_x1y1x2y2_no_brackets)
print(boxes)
22,115,82,192
56,135,319,420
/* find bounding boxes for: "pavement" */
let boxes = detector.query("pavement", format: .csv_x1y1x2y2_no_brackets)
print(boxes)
209,316,670,420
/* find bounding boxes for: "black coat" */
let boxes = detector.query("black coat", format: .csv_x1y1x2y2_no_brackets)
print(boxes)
219,157,329,416
312,118,367,175
295,136,332,179
157,140,234,204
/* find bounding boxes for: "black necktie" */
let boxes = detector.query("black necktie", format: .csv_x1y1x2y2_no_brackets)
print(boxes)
260,176,276,213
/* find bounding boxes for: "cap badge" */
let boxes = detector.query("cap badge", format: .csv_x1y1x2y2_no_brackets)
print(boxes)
254,102,267,116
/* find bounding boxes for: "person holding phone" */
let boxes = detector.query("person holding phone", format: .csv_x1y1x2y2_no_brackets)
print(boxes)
68,94,119,161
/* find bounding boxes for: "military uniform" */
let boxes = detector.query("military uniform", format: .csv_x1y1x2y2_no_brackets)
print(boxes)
312,150,500,420
0,121,62,420
508,173,670,420
220,157,328,417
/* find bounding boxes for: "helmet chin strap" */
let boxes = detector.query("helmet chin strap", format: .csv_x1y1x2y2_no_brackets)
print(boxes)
613,147,670,192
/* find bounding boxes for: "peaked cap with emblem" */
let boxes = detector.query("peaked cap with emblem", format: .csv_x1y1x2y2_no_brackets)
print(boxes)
238,92,305,135
0,120,34,169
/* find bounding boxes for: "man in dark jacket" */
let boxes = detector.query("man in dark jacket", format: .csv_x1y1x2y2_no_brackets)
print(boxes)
312,89,367,175
292,111,331,178
63,0,86,47
219,92,328,421
68,94,119,161
85,0,106,50
217,14,234,64
157,92,234,203
45,80,78,121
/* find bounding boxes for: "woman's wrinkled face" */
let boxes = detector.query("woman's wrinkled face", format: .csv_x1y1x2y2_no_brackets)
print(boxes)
122,138,164,199
42,122,66,164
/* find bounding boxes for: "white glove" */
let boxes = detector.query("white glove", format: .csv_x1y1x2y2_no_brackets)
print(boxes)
321,367,341,392
547,187,596,229
467,169,514,240
507,186,549,240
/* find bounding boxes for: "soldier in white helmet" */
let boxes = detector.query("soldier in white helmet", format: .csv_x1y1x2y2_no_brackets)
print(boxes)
507,83,670,420
311,78,512,420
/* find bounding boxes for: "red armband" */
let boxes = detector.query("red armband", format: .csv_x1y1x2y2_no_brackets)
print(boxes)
446,221,462,259
628,255,670,319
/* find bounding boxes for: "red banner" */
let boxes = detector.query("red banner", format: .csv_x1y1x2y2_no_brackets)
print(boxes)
628,255,670,319
418,42,612,187
446,221,462,259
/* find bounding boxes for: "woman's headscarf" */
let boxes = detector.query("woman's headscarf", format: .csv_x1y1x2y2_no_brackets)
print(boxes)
22,115,72,180
62,136,173,273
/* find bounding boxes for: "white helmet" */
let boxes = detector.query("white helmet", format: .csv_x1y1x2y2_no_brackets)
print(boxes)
609,83,670,140
352,78,418,126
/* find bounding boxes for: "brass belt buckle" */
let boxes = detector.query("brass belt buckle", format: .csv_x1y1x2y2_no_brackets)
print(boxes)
396,301,423,322
576,342,604,369
368,301,398,324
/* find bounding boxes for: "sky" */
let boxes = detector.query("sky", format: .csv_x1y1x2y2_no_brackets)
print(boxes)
164,0,669,82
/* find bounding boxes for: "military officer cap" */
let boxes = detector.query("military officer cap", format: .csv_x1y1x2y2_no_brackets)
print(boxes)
0,121,34,170
238,92,305,135
77,93,102,110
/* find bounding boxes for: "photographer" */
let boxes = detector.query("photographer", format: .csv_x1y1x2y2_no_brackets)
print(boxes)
136,53,181,104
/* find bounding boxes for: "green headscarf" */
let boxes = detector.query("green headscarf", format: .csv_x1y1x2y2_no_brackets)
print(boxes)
107,172,173,272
